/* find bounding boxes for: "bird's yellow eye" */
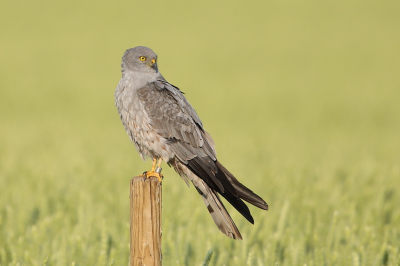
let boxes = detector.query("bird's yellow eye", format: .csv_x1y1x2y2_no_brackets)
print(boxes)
140,56,146,61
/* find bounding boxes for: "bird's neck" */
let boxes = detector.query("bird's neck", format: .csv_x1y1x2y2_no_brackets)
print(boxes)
122,69,161,90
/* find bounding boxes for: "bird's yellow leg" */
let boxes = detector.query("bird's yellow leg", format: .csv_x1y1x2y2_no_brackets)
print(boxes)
157,159,163,169
151,158,157,172
144,158,163,182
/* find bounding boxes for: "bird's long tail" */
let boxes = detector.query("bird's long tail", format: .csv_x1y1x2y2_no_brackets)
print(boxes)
215,161,269,211
172,159,268,239
192,177,243,239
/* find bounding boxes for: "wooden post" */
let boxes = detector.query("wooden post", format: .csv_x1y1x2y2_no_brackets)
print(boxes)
130,176,162,266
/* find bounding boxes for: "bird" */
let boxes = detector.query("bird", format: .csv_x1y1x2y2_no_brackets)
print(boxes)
115,46,268,239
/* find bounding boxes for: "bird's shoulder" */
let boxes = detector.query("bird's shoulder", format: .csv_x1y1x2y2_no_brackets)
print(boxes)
137,78,203,128
136,78,205,146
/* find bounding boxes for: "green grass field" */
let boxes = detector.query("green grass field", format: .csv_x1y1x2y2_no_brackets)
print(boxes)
1,1,400,265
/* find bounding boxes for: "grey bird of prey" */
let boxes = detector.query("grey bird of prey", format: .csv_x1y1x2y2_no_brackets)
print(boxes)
115,46,268,239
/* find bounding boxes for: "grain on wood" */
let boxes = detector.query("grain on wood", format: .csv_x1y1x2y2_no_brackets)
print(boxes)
130,176,162,266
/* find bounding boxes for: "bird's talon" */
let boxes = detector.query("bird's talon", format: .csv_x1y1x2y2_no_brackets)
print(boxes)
144,171,163,183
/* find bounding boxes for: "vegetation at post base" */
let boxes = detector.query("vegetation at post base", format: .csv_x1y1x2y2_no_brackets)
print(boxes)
1,0,399,265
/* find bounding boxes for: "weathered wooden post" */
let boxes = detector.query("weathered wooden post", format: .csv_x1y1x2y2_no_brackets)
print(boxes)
130,175,162,266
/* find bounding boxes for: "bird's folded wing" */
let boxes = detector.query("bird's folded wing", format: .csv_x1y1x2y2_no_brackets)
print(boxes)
136,80,216,161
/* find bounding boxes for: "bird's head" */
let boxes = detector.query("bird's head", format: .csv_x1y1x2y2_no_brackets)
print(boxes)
121,46,158,73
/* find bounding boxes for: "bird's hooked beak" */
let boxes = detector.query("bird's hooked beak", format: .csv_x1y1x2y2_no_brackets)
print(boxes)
149,59,158,72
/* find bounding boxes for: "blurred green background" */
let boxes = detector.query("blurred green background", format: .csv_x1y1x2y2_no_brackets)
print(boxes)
1,1,400,265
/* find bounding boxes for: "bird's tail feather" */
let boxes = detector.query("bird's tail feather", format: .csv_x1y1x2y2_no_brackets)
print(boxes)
216,161,269,211
187,157,262,224
172,158,268,239
193,179,243,240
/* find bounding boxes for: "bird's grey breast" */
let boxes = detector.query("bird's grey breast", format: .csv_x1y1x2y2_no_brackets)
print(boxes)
115,70,170,160
115,70,161,122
